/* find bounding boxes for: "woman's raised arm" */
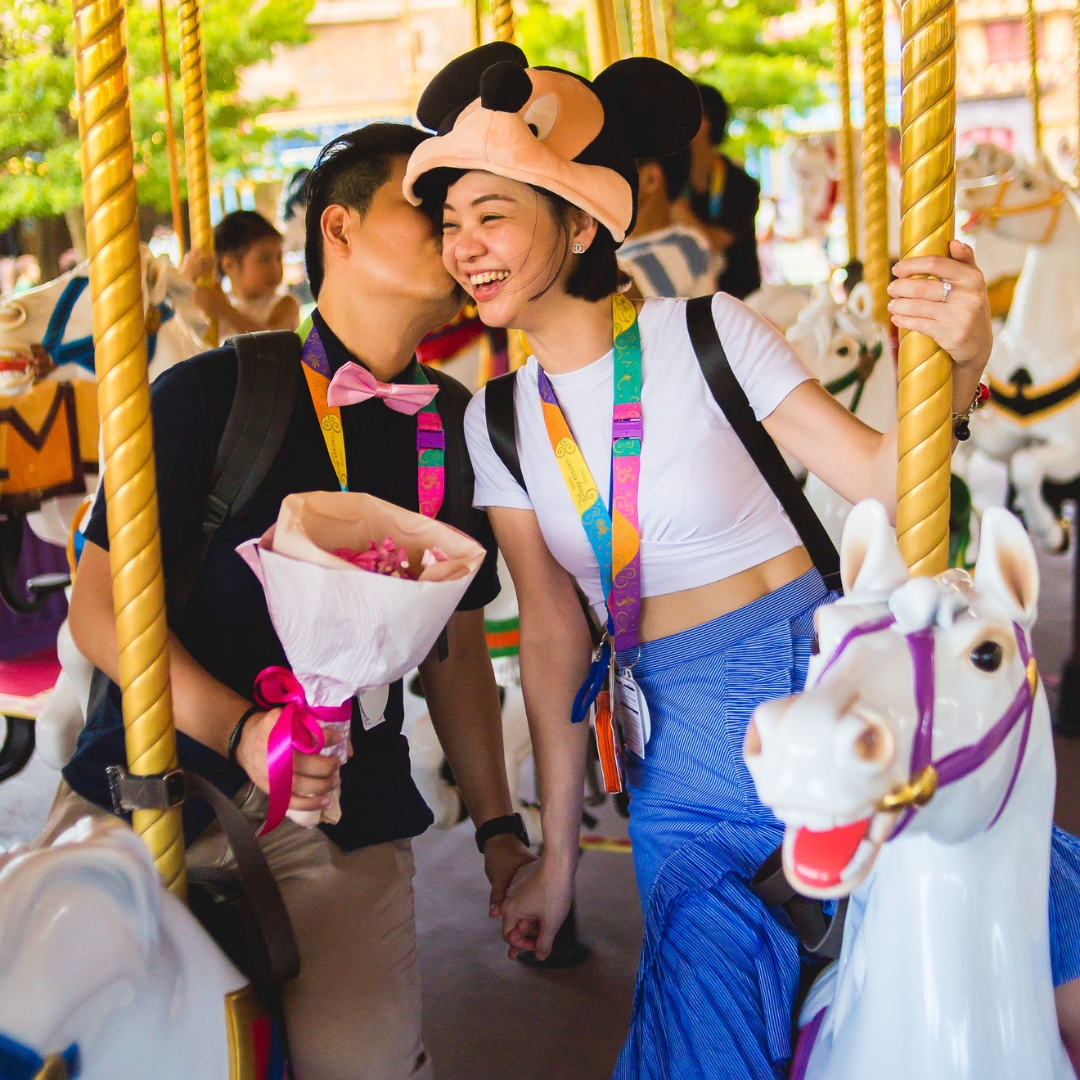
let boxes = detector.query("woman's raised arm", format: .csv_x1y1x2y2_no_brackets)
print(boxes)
763,240,992,518
488,505,595,960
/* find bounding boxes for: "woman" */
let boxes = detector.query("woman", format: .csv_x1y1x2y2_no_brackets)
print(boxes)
407,44,1080,1078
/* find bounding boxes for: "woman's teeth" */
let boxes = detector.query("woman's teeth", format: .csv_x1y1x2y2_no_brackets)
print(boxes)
470,270,510,286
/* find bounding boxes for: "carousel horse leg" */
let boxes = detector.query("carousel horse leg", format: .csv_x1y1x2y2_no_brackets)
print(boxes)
1010,442,1074,553
1056,497,1080,736
0,512,70,615
0,714,35,783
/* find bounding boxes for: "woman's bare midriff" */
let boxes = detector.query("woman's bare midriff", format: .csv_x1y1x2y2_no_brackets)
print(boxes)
638,546,815,643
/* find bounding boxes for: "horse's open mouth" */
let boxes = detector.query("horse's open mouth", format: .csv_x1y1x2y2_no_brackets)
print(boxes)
782,814,889,898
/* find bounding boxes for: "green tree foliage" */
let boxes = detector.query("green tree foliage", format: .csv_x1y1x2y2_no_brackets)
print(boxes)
0,0,312,230
500,0,830,153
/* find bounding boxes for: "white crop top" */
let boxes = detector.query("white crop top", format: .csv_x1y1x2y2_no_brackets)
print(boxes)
464,294,816,619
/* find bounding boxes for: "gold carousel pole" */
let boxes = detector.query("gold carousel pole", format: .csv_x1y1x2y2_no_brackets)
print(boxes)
156,0,184,260
896,0,956,575
630,0,656,57
492,0,515,42
177,0,217,346
1027,0,1043,157
861,0,889,322
585,0,623,73
835,0,860,265
472,0,483,46
72,0,186,895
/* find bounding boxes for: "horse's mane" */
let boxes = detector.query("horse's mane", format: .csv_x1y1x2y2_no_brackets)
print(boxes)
0,819,161,969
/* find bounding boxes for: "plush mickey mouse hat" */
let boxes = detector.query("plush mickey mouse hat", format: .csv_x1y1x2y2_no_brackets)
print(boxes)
403,43,702,244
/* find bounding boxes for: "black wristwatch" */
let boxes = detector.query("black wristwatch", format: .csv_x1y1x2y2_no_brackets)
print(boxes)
475,812,530,854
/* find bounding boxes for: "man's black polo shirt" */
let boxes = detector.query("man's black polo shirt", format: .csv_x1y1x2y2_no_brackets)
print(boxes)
64,308,500,850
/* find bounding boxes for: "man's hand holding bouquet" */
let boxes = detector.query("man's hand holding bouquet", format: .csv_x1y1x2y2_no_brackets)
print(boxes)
236,490,486,834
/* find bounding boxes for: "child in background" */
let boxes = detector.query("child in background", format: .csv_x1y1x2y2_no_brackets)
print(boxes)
182,209,300,338
618,148,718,299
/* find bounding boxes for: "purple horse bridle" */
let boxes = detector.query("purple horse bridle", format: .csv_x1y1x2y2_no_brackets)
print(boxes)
815,612,1039,837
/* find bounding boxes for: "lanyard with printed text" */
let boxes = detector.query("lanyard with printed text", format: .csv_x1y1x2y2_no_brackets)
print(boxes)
537,293,643,655
297,315,444,517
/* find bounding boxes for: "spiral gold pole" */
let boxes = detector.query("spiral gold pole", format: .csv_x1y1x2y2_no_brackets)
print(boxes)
1027,0,1042,157
861,0,889,323
492,0,515,42
896,0,955,576
835,0,859,264
177,0,216,346
585,0,622,73
72,0,186,896
472,0,482,46
156,0,184,260
630,0,657,56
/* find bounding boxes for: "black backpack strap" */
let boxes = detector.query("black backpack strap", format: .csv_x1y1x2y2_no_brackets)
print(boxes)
685,296,842,593
167,330,301,619
485,370,526,490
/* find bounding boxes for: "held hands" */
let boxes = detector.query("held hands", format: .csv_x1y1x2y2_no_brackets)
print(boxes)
235,708,344,813
887,239,993,372
180,249,233,321
496,855,575,961
484,832,538,921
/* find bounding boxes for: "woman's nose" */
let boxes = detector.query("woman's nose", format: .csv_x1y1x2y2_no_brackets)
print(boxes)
451,225,487,263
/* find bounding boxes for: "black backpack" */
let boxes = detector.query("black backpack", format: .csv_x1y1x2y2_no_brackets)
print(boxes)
484,296,846,960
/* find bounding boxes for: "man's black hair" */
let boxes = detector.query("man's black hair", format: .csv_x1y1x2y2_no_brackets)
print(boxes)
213,210,281,275
303,123,431,299
638,146,692,203
696,82,729,146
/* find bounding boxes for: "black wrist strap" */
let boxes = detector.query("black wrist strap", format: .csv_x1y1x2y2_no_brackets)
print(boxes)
475,812,529,854
228,704,262,764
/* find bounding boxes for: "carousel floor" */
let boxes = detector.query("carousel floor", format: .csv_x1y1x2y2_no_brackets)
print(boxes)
1,537,1078,1079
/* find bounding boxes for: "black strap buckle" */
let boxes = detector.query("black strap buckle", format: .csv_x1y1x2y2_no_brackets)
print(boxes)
106,765,186,813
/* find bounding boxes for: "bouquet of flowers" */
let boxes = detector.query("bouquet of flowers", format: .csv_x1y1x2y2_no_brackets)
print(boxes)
237,490,486,832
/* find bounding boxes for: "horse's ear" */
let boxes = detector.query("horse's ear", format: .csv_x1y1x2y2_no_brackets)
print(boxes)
974,507,1039,627
840,499,909,600
847,282,873,321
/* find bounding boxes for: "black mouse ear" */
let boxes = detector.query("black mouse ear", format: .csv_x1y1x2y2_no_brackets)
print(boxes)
591,58,702,160
417,42,528,134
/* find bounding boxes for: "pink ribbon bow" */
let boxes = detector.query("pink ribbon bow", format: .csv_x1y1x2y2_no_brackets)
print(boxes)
253,666,351,835
326,361,439,415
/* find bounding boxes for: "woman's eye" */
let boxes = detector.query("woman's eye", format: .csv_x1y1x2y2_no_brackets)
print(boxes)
971,640,1003,672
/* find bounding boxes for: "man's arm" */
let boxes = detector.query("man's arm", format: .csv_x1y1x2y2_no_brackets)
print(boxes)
69,540,339,812
419,607,535,909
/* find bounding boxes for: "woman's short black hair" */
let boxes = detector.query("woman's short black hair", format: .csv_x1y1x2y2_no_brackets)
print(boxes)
417,167,629,304
213,210,281,275
303,123,431,298
696,82,729,146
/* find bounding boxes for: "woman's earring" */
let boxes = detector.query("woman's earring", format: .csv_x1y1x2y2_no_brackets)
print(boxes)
571,242,586,254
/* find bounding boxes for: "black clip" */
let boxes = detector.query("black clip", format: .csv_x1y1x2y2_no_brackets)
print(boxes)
106,765,186,814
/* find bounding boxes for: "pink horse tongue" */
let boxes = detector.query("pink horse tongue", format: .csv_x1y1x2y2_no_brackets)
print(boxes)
791,818,871,890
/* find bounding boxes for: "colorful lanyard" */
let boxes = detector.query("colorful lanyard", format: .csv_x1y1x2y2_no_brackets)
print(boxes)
297,315,444,517
537,293,643,655
708,155,728,222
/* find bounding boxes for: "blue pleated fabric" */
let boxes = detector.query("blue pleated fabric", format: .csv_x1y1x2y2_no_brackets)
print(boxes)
612,569,1080,1080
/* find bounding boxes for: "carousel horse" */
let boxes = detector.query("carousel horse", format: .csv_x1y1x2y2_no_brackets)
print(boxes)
744,499,1072,1080
956,145,1080,553
0,814,282,1080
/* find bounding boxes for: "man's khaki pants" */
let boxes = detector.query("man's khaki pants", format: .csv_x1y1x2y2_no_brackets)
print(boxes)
39,781,433,1080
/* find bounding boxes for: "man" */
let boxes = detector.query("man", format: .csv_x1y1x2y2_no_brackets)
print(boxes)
619,147,718,299
58,124,534,1080
673,83,762,299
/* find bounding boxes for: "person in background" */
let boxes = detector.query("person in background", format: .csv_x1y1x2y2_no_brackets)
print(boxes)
183,209,301,338
619,147,718,299
673,83,762,299
13,254,41,293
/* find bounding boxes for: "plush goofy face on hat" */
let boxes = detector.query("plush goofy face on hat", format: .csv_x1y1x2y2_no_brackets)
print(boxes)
403,43,701,244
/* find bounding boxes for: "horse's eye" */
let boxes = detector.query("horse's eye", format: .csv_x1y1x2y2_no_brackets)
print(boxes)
836,344,850,356
1022,179,1033,189
971,640,1003,671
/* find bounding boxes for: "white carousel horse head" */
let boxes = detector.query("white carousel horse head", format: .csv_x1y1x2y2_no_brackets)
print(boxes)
0,246,204,386
957,145,1069,247
745,500,1069,1079
788,137,837,241
0,815,248,1080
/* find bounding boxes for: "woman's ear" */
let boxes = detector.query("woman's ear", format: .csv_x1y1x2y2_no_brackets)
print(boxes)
569,209,600,253
592,58,701,160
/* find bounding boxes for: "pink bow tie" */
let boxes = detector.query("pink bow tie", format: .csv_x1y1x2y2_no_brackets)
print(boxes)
326,362,439,415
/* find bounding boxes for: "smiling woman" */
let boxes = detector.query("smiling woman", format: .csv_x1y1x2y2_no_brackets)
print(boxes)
401,41,1075,1080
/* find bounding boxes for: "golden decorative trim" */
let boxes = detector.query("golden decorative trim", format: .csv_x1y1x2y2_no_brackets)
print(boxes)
72,0,185,895
879,763,939,811
225,984,267,1080
32,1055,69,1080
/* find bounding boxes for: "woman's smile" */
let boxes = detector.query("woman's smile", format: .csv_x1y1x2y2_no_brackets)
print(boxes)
468,268,512,302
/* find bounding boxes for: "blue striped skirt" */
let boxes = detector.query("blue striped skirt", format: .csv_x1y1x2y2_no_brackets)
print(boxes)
612,568,1080,1080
